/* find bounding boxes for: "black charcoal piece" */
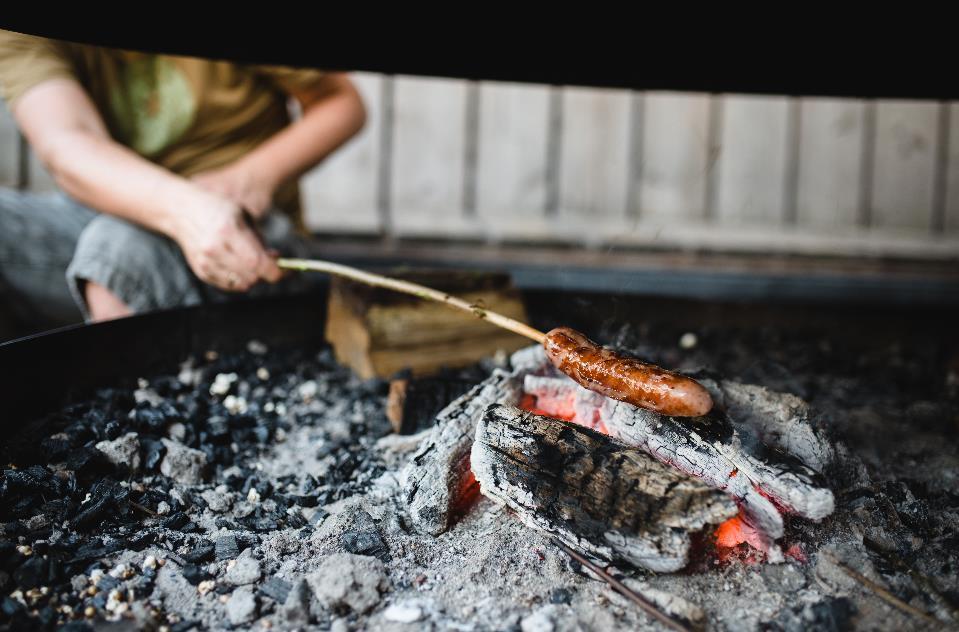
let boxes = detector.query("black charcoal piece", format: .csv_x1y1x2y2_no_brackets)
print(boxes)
12,555,48,589
259,576,292,604
215,535,239,561
341,532,390,563
549,588,573,604
288,495,318,508
215,518,239,530
161,512,189,530
183,543,214,564
141,438,167,471
1,595,25,617
180,564,208,586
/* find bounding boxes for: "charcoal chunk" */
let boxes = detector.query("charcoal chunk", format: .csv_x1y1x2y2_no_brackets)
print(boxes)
342,531,390,563
259,576,292,604
549,587,573,604
12,556,48,589
182,543,214,564
215,534,239,561
141,438,167,471
180,564,209,586
161,512,189,530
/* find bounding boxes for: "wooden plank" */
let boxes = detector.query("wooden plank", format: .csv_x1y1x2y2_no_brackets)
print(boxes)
716,95,791,226
390,76,470,237
557,86,632,239
0,102,20,188
870,100,939,231
944,103,959,233
301,73,382,234
638,92,711,221
474,81,550,234
796,98,866,229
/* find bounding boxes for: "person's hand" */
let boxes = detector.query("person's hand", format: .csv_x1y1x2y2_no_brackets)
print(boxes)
190,162,276,219
168,190,282,292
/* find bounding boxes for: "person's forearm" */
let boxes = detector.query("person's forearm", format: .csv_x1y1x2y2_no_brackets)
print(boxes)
234,79,367,193
40,129,214,238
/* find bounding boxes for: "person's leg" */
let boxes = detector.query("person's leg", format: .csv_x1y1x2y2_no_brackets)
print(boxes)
66,210,322,321
0,188,97,333
66,215,207,320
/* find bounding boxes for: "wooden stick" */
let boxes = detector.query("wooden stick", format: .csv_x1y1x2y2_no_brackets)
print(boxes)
822,552,938,624
278,258,546,344
550,537,692,632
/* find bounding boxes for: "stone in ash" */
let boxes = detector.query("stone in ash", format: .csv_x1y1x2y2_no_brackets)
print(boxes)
307,553,390,615
159,439,207,484
95,432,141,471
226,551,262,586
226,585,258,625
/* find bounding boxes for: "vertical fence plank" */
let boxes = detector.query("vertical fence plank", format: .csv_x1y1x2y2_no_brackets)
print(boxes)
301,73,382,234
870,101,939,231
796,98,865,229
0,103,20,188
475,81,550,237
638,92,711,222
946,103,959,233
557,86,631,241
390,76,468,237
716,95,791,226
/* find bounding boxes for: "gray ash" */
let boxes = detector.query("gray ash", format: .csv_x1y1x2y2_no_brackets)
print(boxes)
1,313,958,632
0,343,397,630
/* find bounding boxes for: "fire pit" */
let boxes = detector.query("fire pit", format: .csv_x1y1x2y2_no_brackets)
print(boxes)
1,290,957,631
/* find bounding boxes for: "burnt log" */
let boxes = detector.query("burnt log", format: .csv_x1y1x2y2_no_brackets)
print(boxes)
522,360,835,559
471,404,738,573
387,375,479,435
403,369,523,535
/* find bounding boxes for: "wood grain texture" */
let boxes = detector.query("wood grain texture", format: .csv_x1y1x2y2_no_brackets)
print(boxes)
472,404,737,572
870,100,939,231
716,95,791,225
391,76,469,237
944,103,959,233
796,98,866,229
302,73,383,234
557,86,632,231
639,92,711,221
475,81,550,225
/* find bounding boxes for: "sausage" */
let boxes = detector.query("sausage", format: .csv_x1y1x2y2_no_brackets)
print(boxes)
542,327,713,417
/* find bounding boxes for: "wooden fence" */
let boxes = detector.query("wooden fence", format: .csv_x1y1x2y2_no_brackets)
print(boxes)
3,73,958,260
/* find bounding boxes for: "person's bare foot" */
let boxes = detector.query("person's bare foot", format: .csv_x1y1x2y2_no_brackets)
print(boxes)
84,281,133,321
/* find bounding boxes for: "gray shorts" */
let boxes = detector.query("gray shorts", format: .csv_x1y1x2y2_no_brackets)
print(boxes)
0,187,319,330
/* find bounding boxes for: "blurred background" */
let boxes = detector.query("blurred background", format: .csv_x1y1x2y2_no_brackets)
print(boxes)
2,72,957,337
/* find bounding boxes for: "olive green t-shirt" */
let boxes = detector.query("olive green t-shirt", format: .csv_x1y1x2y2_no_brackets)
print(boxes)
0,29,326,231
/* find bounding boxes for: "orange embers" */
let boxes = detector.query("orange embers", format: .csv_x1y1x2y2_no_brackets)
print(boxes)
451,455,482,521
714,514,765,549
518,393,609,434
519,393,575,421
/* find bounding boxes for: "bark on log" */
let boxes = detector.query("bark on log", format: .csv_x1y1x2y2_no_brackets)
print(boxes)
522,362,835,558
471,404,738,573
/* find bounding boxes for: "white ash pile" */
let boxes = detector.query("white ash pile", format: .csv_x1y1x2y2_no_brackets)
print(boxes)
2,314,958,631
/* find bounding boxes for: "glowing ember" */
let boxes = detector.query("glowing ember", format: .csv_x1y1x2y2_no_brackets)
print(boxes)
519,393,574,421
451,457,481,519
519,393,608,434
714,514,767,551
